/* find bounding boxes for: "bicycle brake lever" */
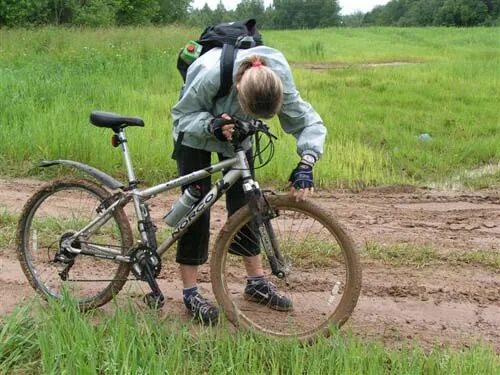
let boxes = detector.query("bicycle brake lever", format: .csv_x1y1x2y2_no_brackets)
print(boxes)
259,122,278,140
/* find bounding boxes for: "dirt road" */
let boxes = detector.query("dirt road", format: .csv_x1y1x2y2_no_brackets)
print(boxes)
1,178,498,349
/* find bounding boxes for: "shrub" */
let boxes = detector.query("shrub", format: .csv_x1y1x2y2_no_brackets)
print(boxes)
74,0,117,27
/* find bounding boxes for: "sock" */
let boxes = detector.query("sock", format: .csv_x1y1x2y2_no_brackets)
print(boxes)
183,286,198,309
247,275,265,285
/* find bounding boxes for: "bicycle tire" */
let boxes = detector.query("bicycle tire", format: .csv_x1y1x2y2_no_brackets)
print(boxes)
16,178,133,310
210,194,361,342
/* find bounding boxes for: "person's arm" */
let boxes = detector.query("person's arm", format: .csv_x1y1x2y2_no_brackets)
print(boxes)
278,90,327,162
266,49,326,161
281,89,326,201
171,61,220,139
272,52,326,200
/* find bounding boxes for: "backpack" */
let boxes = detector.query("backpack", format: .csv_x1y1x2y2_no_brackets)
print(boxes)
176,19,263,101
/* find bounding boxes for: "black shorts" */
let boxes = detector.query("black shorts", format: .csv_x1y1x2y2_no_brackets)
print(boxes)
173,143,260,265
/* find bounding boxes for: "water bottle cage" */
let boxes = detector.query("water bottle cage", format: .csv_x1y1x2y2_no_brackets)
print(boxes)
164,186,201,227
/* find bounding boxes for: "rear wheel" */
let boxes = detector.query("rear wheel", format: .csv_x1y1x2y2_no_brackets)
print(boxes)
16,178,133,310
211,194,361,342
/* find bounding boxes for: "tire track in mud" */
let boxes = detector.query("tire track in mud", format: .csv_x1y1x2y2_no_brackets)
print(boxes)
0,179,498,348
350,263,500,349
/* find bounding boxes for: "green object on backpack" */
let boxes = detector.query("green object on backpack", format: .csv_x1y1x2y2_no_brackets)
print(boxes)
180,40,202,65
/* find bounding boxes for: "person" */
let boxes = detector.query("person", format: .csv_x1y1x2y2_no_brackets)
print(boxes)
170,45,327,324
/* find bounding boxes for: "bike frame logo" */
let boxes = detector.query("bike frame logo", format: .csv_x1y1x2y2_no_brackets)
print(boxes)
172,192,215,236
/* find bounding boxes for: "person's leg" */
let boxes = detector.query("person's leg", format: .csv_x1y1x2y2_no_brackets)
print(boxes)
175,144,211,276
174,144,218,323
221,149,261,268
221,149,292,311
243,255,264,277
180,264,198,289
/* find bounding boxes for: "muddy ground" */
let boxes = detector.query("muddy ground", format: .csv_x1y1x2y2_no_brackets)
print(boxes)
0,178,498,350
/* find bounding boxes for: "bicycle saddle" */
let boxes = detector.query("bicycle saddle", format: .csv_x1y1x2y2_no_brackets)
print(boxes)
90,111,145,129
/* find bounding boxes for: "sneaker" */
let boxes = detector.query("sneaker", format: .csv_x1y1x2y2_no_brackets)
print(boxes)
244,279,293,311
184,293,219,325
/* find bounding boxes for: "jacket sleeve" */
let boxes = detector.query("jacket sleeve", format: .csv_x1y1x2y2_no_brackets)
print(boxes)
275,55,327,160
171,62,219,139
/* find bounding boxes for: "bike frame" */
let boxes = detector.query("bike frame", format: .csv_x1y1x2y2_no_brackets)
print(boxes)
62,127,260,262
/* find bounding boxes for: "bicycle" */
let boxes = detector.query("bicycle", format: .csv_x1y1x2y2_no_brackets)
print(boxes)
16,111,362,341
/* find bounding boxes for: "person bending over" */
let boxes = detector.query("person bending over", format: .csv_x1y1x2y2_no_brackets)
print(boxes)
171,45,326,324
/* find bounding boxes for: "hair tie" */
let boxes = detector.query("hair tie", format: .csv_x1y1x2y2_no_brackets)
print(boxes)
252,61,263,68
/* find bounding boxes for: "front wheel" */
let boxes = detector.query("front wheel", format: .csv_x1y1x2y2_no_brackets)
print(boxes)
211,194,361,342
16,178,133,310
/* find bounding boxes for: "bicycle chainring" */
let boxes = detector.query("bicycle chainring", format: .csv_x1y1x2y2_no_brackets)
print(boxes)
129,245,162,281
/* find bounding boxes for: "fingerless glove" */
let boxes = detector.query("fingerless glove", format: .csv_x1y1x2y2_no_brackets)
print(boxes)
288,163,314,189
208,115,233,142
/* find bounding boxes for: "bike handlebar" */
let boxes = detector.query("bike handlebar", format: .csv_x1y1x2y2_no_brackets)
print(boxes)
231,116,278,145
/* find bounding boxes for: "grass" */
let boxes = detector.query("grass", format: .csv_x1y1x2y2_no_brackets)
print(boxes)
0,26,499,188
0,211,17,254
0,298,498,374
364,242,500,269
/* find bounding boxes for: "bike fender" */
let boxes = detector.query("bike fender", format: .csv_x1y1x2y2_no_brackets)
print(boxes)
40,160,125,190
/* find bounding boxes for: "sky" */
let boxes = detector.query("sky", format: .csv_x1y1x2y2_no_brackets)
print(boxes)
191,0,391,15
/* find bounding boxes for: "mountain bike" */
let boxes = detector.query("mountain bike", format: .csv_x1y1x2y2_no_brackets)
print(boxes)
16,111,362,341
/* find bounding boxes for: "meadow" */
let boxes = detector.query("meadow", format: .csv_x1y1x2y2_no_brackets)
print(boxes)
0,26,499,188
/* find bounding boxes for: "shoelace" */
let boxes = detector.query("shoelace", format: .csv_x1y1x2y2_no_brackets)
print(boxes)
190,295,214,315
255,280,285,298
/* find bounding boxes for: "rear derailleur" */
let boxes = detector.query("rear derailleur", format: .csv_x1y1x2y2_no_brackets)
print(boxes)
54,231,79,281
130,245,165,309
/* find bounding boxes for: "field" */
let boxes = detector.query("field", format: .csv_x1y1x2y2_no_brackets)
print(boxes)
0,27,499,187
0,26,499,373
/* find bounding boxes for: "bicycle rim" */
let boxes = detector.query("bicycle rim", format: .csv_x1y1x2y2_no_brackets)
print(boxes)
211,195,361,341
16,179,133,309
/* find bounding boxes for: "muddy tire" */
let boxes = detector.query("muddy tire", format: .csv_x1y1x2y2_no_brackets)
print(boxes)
211,194,362,342
16,178,133,310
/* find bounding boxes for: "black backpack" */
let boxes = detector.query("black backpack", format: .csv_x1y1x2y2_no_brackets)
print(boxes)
176,19,263,100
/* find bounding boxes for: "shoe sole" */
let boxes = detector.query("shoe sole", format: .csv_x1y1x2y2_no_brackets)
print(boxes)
189,311,219,325
244,293,294,312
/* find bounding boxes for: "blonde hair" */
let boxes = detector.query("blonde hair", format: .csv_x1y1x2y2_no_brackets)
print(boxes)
235,55,283,119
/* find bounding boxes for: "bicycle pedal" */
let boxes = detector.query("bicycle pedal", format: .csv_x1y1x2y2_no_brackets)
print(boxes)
143,292,165,309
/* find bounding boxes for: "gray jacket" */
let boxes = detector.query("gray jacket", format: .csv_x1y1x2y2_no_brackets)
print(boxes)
171,46,326,160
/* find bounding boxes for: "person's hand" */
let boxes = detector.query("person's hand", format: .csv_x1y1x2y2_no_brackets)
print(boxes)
288,162,314,201
208,113,235,141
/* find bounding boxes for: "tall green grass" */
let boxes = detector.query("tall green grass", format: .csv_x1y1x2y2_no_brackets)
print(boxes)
1,298,498,374
0,27,499,188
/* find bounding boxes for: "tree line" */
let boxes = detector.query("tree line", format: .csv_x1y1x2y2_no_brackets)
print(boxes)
190,0,341,29
362,0,500,27
0,0,191,27
0,0,341,28
1,0,499,28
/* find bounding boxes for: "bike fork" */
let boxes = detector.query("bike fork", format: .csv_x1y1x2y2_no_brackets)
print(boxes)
245,188,286,278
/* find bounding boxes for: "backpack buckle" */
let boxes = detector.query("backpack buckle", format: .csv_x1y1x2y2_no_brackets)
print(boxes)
235,35,256,49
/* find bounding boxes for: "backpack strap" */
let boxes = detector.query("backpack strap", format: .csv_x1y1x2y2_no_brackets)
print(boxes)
215,43,237,100
171,131,185,160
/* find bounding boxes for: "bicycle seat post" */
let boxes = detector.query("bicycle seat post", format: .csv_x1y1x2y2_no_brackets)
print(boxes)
116,128,138,187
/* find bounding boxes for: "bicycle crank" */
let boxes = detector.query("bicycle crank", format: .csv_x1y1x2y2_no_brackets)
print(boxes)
130,245,165,309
